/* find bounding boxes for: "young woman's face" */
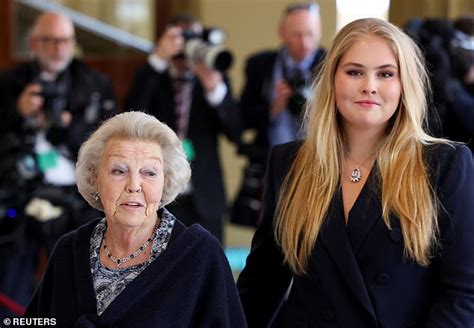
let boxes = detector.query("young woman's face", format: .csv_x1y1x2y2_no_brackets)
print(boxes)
97,138,164,229
334,35,401,132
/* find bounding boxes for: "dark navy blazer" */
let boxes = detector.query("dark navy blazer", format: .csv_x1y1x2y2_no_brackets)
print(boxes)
237,142,474,327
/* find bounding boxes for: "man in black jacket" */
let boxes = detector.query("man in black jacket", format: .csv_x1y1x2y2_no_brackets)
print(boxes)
240,3,325,153
126,15,242,243
232,3,325,227
0,12,116,306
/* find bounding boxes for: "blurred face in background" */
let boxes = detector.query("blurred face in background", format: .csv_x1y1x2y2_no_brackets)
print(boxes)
279,7,321,62
29,13,76,74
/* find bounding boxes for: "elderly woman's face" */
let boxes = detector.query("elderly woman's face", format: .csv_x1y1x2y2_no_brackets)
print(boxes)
97,137,164,229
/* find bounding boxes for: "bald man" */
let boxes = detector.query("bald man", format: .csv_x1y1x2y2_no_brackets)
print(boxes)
0,12,116,306
232,3,325,227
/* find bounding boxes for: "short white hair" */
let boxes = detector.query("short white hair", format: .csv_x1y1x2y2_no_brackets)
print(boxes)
76,111,191,211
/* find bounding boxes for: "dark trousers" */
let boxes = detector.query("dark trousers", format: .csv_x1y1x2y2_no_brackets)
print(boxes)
166,194,223,244
0,241,37,308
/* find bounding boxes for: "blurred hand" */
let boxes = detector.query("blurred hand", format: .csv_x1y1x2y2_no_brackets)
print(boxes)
17,83,44,118
270,80,293,118
154,26,184,62
464,65,474,85
61,111,72,127
193,62,223,92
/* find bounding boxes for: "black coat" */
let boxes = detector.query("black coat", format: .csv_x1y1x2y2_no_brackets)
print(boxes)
25,216,247,327
125,63,242,220
237,141,474,327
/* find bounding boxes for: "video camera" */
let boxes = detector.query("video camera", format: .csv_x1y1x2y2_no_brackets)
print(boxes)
181,27,234,71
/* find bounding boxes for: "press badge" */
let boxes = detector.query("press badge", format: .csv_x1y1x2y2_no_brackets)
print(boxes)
37,150,59,172
182,138,195,161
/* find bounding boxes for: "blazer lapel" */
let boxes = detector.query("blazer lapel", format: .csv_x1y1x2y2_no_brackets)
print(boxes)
346,167,382,254
319,191,376,319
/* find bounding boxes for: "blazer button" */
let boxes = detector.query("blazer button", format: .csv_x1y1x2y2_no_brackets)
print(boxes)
389,228,402,242
320,307,335,322
375,273,391,285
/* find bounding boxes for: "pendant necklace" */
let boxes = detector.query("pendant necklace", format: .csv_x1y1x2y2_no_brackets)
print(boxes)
345,153,374,183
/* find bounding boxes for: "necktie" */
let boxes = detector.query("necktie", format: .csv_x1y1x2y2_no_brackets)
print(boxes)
173,78,187,138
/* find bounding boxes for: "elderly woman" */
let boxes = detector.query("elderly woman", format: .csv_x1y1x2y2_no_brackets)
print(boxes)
25,112,246,327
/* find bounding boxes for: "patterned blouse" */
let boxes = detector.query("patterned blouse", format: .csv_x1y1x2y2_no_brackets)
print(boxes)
90,209,176,315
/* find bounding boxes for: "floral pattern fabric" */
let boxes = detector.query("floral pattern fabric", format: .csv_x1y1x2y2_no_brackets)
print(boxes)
90,209,175,315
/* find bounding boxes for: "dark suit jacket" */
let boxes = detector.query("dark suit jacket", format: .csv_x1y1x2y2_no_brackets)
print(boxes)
444,82,474,152
25,213,247,327
125,63,242,220
239,50,325,162
237,141,474,327
0,59,116,160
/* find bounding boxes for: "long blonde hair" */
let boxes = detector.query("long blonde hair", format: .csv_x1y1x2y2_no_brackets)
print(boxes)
275,18,447,275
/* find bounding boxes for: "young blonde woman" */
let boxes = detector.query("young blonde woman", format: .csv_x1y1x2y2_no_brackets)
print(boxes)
237,18,474,328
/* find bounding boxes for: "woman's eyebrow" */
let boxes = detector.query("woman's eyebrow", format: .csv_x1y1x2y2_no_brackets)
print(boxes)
341,62,398,70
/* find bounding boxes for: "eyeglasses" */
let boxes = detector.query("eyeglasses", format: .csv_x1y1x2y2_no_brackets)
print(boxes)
35,36,76,47
284,2,320,16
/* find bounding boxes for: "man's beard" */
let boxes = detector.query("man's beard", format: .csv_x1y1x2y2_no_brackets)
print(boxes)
38,56,73,74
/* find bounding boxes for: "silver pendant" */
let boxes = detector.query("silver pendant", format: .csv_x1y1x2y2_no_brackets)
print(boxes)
350,167,362,183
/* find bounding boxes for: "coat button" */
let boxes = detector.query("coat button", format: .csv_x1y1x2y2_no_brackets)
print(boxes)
375,273,391,285
389,228,402,242
320,307,335,322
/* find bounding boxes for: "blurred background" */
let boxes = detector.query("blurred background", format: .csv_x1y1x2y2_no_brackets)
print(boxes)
0,0,472,278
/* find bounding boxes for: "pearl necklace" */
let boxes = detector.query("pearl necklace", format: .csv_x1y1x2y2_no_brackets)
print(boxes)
103,223,158,268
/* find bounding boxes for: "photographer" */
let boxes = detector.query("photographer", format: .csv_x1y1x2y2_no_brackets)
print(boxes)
125,14,242,243
0,12,116,306
233,2,325,227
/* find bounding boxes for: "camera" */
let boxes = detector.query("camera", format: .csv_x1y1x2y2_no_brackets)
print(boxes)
283,67,311,116
36,77,67,129
182,28,234,71
33,76,68,145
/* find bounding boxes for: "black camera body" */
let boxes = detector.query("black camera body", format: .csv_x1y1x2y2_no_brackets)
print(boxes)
181,28,233,71
282,66,311,117
37,78,67,129
33,77,69,146
286,74,309,116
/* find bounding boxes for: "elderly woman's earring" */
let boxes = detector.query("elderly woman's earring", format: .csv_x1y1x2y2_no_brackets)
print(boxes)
93,191,100,201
